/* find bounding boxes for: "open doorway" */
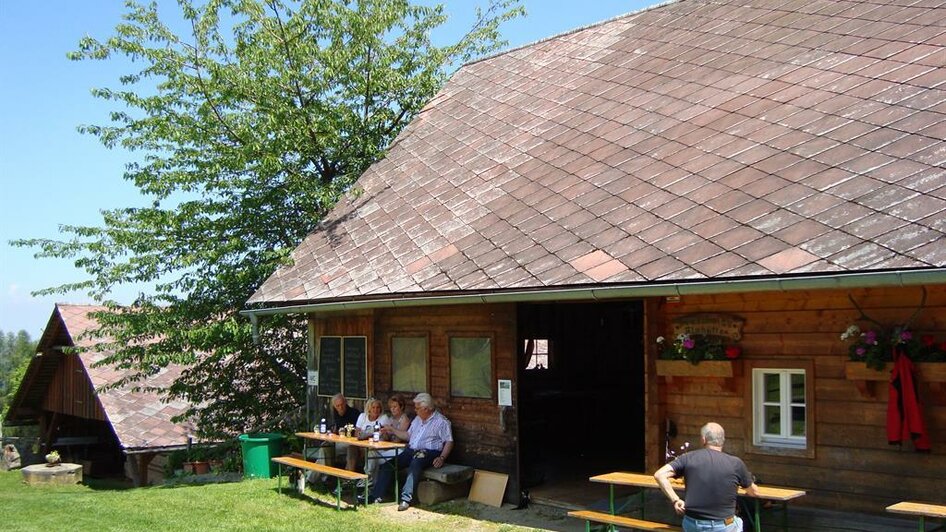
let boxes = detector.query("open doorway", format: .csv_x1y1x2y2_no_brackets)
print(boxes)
517,301,645,505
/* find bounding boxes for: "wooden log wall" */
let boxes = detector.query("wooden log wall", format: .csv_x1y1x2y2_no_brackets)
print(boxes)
648,284,946,514
311,303,520,501
41,352,106,421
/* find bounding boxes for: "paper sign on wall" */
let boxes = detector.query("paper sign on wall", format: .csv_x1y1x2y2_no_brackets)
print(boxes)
307,370,318,386
497,379,512,406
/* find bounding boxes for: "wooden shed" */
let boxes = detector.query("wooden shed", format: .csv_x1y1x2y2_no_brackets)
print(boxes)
4,304,198,485
244,0,946,513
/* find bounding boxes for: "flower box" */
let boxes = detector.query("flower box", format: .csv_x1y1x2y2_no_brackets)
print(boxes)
844,361,946,382
655,360,735,378
844,361,946,399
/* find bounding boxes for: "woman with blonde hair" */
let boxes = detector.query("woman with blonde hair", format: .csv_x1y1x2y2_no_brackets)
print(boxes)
350,397,386,474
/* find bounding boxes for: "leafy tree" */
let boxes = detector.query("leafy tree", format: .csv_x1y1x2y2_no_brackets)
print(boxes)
0,330,37,417
13,0,522,438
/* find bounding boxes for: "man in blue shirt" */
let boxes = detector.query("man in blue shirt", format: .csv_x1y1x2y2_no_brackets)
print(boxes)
366,392,453,510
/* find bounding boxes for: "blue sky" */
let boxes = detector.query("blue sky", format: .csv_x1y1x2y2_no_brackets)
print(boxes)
0,0,652,338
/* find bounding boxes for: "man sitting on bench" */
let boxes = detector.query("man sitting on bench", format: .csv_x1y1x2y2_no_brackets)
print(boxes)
310,393,361,487
365,392,453,511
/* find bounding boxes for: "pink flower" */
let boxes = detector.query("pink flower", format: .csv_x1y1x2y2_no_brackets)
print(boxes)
900,330,913,342
682,337,695,349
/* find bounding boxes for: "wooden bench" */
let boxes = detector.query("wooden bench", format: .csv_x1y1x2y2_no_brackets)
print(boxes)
271,456,367,510
886,501,946,531
568,510,682,532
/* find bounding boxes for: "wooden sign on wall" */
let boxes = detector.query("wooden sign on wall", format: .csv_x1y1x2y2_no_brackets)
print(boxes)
671,314,744,341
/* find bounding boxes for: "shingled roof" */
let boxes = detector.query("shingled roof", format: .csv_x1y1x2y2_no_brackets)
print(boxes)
6,305,195,452
249,0,946,308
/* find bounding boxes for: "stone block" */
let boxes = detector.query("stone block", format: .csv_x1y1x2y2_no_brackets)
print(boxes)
22,463,83,486
2,444,21,471
417,478,472,505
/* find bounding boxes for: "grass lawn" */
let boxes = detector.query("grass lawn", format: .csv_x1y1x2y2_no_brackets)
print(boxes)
0,471,548,532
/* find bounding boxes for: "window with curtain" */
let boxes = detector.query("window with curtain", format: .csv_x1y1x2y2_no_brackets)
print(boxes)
752,368,807,448
450,336,492,398
523,338,551,370
392,336,427,392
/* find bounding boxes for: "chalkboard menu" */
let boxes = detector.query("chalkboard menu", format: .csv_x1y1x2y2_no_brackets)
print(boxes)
317,337,342,398
343,337,367,399
316,336,367,399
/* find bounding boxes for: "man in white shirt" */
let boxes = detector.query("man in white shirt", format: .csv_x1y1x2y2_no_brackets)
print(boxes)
366,392,453,511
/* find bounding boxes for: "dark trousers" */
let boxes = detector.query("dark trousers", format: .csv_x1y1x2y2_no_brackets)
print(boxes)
370,448,437,503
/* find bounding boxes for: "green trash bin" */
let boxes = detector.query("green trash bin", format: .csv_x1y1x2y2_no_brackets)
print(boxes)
238,433,283,478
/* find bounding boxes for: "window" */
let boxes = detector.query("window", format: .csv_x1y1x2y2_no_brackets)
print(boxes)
523,338,551,370
450,336,492,398
392,336,427,392
752,368,806,448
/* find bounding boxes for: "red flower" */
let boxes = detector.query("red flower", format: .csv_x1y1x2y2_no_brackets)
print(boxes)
725,345,741,359
921,335,935,347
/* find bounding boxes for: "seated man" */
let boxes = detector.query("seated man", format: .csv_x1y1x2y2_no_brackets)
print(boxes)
366,392,453,511
311,393,361,479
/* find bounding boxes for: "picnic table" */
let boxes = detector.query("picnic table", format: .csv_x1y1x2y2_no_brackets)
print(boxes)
589,471,806,532
296,431,406,502
886,501,946,532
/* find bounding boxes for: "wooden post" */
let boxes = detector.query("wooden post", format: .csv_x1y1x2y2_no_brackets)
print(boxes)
137,452,156,486
42,412,60,453
126,452,158,486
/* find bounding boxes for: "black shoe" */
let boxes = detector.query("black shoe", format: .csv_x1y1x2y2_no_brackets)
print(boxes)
397,501,410,511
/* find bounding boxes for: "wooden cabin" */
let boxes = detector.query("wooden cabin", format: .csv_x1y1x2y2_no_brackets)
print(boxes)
4,304,198,485
245,0,946,514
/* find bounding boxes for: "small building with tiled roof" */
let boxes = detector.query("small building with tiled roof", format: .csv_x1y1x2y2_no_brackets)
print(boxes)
245,0,946,513
4,304,197,485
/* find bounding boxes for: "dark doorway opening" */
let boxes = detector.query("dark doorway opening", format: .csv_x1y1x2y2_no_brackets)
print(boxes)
517,301,645,504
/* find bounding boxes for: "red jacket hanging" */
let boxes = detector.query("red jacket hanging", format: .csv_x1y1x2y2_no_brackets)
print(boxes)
886,349,931,452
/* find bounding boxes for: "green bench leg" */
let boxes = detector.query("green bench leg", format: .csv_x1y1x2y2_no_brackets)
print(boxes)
754,498,761,532
608,484,617,532
394,448,400,502
277,464,282,494
640,487,646,519
335,478,342,510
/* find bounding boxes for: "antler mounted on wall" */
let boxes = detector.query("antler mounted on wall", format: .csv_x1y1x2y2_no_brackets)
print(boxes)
847,286,927,331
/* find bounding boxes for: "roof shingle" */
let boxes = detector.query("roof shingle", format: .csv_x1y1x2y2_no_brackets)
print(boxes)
250,0,946,306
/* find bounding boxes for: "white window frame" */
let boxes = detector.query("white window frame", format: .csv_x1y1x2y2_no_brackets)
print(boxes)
752,368,807,449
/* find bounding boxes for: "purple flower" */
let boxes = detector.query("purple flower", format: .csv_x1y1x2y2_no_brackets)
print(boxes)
900,330,912,342
864,330,878,345
682,337,695,349
855,347,866,357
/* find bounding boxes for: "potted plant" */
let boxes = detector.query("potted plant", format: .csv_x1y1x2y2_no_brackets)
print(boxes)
843,289,946,371
45,450,61,467
183,446,211,475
